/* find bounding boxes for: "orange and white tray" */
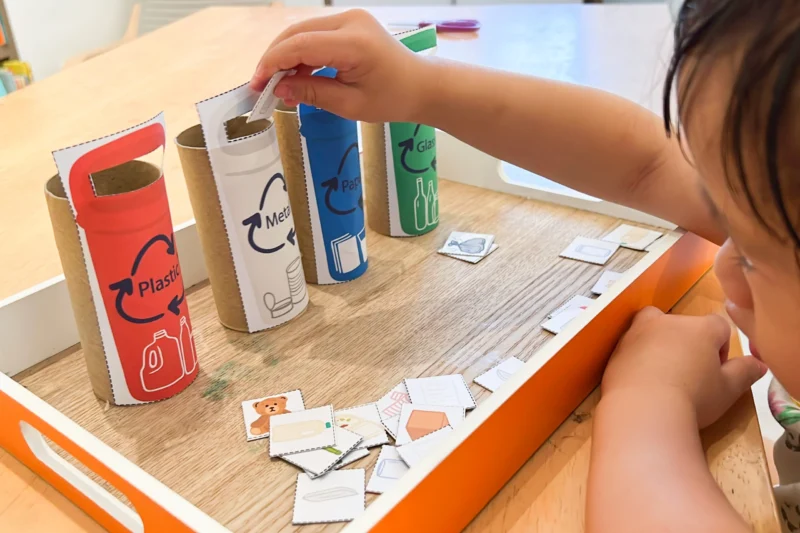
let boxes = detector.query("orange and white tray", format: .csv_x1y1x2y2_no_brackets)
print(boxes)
0,132,717,532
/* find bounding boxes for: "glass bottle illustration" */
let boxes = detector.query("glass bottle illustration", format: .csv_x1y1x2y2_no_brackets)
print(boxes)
179,316,197,375
141,330,184,392
414,177,428,232
427,179,438,224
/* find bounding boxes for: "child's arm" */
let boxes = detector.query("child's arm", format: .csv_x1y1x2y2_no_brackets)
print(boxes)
587,307,765,533
252,10,725,244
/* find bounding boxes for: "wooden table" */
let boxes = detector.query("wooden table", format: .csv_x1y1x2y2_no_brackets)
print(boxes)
0,4,778,533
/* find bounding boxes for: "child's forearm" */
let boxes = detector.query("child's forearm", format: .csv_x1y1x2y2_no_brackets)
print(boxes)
587,388,749,533
414,59,725,244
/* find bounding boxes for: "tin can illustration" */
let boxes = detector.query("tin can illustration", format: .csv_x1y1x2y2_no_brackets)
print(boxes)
195,84,309,332
51,114,198,404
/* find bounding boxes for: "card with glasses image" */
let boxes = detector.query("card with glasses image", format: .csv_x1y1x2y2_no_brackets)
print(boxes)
366,445,409,494
438,231,495,257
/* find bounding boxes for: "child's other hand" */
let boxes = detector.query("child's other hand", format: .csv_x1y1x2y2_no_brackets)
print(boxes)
601,307,767,428
250,10,427,123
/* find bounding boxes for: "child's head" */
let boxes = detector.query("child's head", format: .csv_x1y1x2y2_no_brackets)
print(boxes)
664,1,799,394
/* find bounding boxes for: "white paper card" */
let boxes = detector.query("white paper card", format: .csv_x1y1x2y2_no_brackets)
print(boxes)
283,427,362,477
382,414,400,440
439,232,495,257
548,295,595,319
293,470,365,525
591,270,624,295
366,446,409,494
559,237,620,265
474,357,525,392
269,405,336,457
405,374,476,410
248,69,296,123
376,381,412,423
602,224,662,251
335,447,370,470
397,426,453,468
541,307,584,335
241,390,305,441
444,243,499,264
395,403,465,446
335,404,390,449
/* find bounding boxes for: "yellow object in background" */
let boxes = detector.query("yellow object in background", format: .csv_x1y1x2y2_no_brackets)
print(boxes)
2,60,32,82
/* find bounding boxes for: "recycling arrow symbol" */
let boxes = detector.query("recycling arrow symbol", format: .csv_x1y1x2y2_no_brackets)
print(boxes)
241,172,296,254
321,142,363,216
398,124,429,175
108,233,183,324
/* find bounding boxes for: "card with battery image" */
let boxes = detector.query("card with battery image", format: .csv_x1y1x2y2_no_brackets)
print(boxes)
445,243,500,264
474,357,525,393
241,389,305,441
269,405,336,457
397,426,454,468
591,270,623,295
547,295,595,319
559,236,620,265
366,446,409,494
293,469,366,525
438,231,495,257
602,224,663,251
282,427,363,478
376,381,412,425
404,374,477,410
541,307,584,335
335,447,370,470
335,403,390,449
395,403,465,446
247,69,296,123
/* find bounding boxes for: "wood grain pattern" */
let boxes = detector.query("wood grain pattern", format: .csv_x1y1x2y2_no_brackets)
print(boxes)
18,177,655,532
465,273,780,533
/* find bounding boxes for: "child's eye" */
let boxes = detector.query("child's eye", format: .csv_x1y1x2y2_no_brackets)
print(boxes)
735,254,755,272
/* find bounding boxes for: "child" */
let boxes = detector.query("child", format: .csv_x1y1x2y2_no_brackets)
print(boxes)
251,3,798,531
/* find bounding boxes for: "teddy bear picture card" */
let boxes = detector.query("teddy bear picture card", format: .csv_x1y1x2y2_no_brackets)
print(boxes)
241,389,305,441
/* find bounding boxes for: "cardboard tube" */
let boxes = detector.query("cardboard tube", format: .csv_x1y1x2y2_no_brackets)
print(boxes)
274,103,368,284
46,159,195,405
175,123,248,331
362,122,391,236
362,121,439,237
273,105,318,283
45,176,113,402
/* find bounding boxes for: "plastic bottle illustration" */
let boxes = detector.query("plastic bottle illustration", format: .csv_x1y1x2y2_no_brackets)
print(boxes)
141,330,184,392
179,316,196,375
414,177,428,232
427,179,438,225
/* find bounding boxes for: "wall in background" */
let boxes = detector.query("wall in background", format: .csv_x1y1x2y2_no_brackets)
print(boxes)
5,0,134,80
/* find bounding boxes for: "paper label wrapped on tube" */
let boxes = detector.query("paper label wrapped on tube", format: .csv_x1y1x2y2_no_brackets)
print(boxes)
197,84,309,331
296,68,367,284
363,26,439,237
51,114,197,405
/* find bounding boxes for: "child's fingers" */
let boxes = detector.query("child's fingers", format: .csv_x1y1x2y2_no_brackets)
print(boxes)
251,32,359,90
275,75,360,117
720,356,767,400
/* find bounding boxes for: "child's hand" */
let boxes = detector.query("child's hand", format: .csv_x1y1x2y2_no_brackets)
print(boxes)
250,10,428,122
601,307,766,428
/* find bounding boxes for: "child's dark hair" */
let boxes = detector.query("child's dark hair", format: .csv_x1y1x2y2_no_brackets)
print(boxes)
663,0,800,249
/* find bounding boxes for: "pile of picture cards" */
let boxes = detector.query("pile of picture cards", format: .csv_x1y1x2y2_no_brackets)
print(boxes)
544,224,664,334
241,374,479,525
438,231,498,264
